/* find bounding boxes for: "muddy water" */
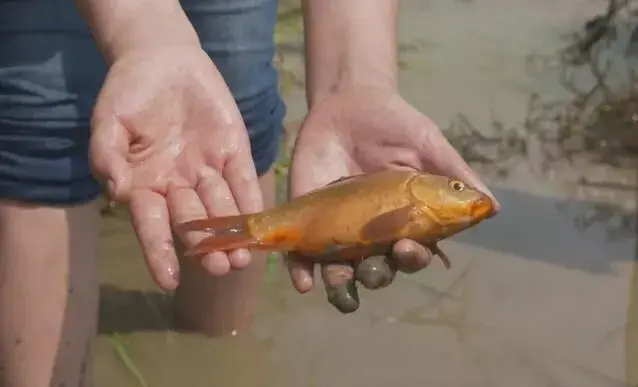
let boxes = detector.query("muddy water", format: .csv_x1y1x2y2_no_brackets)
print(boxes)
95,0,638,386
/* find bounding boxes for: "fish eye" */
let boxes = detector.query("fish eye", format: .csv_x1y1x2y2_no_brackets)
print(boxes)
449,179,465,192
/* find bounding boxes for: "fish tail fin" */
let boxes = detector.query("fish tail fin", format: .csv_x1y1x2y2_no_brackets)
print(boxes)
177,215,258,257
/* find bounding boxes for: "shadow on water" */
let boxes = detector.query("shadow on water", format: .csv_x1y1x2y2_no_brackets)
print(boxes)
454,187,635,272
98,286,173,335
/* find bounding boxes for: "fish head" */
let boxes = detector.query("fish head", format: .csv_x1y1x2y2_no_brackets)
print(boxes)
408,173,494,235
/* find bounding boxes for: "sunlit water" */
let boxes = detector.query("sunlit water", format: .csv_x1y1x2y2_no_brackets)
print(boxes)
95,1,638,386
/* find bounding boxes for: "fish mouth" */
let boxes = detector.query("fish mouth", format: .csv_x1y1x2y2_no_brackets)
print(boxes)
470,195,495,220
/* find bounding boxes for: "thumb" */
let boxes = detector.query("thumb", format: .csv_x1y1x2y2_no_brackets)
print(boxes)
441,149,501,213
89,114,132,203
445,151,501,213
419,123,501,213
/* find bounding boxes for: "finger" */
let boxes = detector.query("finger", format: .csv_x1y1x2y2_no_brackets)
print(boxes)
167,184,231,276
196,169,251,270
354,255,397,290
129,189,179,290
321,261,359,314
285,253,315,293
88,114,132,203
391,239,433,273
222,143,264,215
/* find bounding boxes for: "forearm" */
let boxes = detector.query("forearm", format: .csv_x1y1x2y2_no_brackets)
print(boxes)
74,0,200,64
301,0,399,106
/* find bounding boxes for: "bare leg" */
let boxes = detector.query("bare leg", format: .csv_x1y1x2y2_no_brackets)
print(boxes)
173,169,277,336
0,200,100,387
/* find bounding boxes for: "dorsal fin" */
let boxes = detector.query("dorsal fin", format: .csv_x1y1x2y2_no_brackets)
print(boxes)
300,174,365,197
326,174,364,186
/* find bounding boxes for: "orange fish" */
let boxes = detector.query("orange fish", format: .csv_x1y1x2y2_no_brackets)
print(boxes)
177,170,495,268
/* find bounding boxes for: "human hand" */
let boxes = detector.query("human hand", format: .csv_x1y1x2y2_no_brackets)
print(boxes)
287,87,499,313
89,46,263,290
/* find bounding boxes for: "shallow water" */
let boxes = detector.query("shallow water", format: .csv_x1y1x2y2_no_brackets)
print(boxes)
95,1,638,386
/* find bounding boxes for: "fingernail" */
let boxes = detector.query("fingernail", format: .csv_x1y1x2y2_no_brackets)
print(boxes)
326,282,360,314
167,264,180,282
355,258,396,290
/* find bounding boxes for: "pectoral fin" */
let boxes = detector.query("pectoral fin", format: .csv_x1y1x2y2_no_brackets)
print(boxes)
428,243,451,269
359,205,414,243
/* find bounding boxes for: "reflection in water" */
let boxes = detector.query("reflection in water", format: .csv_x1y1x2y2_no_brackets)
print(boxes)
96,284,278,387
98,286,173,334
95,330,276,387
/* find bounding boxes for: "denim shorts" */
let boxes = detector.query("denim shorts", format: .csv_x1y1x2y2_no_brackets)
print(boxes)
0,0,285,205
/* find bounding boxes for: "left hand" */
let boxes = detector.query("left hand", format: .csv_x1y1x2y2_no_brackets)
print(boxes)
287,87,499,313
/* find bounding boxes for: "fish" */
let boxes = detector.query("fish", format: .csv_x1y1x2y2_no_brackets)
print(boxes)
176,170,495,268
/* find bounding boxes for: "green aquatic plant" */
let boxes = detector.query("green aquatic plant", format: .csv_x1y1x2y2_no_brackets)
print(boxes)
107,333,149,387
274,6,303,45
265,252,283,283
273,161,290,177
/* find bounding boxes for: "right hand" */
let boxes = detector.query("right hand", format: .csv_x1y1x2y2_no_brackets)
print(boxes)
89,46,264,290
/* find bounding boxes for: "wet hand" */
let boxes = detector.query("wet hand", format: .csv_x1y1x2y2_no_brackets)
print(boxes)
287,87,499,313
89,46,263,290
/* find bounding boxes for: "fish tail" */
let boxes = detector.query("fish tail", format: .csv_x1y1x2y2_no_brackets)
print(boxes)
178,215,258,257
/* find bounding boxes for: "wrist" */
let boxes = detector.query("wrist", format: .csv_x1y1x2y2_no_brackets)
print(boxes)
75,0,200,64
307,65,398,107
302,0,399,107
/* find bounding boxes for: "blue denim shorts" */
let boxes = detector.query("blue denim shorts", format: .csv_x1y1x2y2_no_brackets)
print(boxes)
0,0,285,205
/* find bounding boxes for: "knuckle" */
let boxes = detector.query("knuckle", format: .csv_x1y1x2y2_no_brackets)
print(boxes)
321,263,354,286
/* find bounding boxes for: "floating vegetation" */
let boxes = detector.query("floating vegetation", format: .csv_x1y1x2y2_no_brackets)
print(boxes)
446,0,638,176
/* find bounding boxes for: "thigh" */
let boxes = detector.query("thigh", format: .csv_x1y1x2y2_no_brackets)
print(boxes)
0,1,107,205
182,0,287,176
